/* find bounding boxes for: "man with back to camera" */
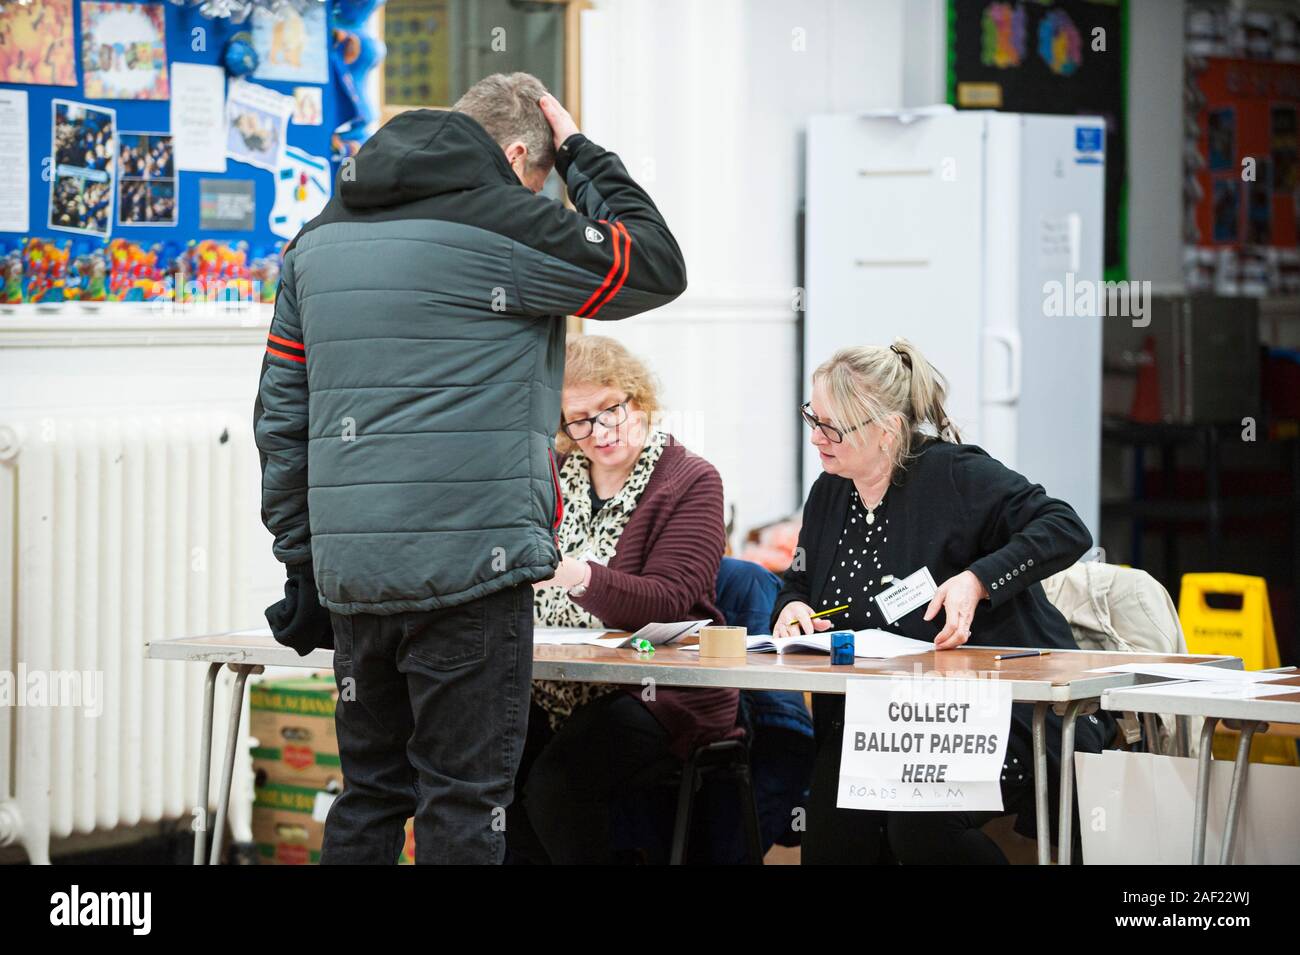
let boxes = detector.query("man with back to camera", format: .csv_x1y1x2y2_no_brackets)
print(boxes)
254,73,687,864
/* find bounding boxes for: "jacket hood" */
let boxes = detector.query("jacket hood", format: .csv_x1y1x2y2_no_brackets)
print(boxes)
339,110,519,209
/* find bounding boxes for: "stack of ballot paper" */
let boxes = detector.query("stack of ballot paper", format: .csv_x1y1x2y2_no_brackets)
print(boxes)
532,627,612,645
533,621,710,648
1088,662,1294,683
680,628,935,659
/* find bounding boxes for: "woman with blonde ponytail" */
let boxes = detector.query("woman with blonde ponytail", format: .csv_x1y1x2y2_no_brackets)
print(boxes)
773,338,1109,864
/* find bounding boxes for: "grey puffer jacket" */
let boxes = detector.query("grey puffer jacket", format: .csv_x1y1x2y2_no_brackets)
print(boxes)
254,110,686,616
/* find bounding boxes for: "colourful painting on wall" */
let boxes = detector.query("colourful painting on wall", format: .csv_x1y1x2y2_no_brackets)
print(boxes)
0,0,77,86
251,3,329,84
80,1,170,100
949,0,1127,278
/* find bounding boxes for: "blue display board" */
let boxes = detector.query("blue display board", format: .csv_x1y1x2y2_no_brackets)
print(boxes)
0,1,346,253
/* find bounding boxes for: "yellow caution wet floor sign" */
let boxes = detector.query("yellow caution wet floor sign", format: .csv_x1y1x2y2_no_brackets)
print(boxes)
1179,573,1296,766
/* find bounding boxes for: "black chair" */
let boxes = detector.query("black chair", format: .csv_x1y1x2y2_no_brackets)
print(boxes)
668,738,764,864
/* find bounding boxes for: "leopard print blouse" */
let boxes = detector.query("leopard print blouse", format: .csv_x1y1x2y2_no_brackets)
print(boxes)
532,429,668,730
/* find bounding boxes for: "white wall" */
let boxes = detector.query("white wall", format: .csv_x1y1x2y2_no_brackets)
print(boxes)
0,307,282,625
579,0,927,535
1127,0,1186,290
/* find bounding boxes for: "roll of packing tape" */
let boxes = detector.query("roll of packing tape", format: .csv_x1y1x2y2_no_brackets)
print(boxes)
698,625,747,658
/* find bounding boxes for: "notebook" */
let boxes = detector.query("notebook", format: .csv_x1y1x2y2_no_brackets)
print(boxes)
680,628,935,659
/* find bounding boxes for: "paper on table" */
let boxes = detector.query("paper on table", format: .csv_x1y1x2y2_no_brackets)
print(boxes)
678,636,776,653
588,620,710,649
1123,680,1300,701
678,628,934,659
770,630,935,658
850,629,937,658
533,627,612,645
1088,662,1291,683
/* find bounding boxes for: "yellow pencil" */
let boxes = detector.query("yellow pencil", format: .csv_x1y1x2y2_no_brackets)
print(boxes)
811,604,849,619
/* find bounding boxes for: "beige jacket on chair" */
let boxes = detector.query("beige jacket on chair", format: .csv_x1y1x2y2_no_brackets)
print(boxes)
1041,561,1192,754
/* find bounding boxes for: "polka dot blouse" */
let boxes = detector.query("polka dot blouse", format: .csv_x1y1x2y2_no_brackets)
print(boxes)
821,487,899,632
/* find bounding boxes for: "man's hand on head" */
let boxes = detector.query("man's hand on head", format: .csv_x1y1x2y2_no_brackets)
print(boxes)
539,94,580,149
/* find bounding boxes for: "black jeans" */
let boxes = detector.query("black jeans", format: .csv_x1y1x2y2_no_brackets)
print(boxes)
803,694,1014,865
320,583,533,865
506,693,679,864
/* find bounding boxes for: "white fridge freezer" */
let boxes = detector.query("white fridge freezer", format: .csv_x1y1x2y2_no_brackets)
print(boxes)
803,108,1105,540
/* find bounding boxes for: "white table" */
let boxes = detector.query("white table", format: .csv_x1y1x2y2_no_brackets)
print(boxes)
1101,674,1300,865
148,630,1240,865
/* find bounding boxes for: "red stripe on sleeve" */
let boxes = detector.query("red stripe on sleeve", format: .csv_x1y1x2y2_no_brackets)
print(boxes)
574,221,622,318
585,223,632,319
267,346,306,364
268,333,305,351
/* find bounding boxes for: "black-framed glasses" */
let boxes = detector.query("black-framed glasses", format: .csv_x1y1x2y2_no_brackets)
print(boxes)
562,400,629,441
800,401,860,444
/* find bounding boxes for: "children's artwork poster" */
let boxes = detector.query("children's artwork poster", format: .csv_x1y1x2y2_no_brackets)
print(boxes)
1189,57,1300,249
117,132,176,226
0,0,76,86
226,79,292,172
292,86,323,126
80,1,169,100
251,3,329,84
200,178,257,232
948,0,1127,277
49,100,116,238
270,146,331,240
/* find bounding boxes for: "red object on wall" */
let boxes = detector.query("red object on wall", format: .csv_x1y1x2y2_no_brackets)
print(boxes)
1130,336,1161,423
1192,57,1300,249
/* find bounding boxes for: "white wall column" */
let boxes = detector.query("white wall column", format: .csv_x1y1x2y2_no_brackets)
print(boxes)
579,0,924,534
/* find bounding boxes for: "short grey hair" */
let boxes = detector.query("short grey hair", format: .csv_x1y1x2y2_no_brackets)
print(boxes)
453,72,556,172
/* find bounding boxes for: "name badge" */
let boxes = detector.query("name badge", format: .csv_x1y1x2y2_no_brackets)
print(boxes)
874,566,937,625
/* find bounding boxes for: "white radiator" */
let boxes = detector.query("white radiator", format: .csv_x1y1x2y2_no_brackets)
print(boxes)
0,411,259,863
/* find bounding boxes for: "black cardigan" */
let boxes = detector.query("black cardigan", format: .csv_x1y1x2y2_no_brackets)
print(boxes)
771,439,1091,648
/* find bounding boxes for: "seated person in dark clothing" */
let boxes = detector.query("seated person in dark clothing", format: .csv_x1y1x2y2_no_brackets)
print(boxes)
773,338,1110,864
508,334,739,864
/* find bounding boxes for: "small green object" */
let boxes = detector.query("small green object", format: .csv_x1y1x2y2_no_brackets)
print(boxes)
631,638,655,654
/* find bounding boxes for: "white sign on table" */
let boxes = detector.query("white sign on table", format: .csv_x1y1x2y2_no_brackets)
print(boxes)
838,675,1013,812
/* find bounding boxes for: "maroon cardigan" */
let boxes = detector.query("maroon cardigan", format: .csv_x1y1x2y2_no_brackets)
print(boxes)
563,437,740,760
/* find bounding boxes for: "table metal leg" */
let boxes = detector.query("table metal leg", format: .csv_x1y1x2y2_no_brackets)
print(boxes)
1220,720,1263,866
194,662,222,866
1193,715,1219,864
1175,715,1190,758
1055,700,1087,865
1142,712,1161,754
208,664,256,866
1032,702,1050,865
